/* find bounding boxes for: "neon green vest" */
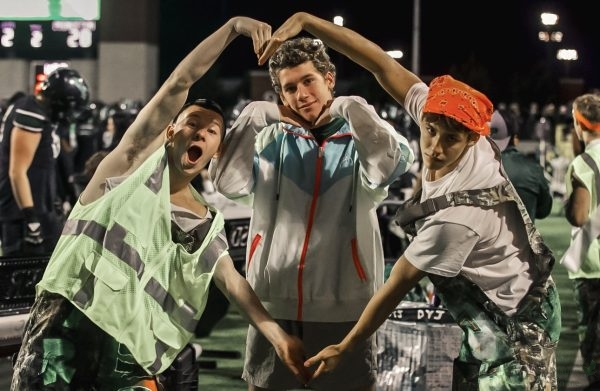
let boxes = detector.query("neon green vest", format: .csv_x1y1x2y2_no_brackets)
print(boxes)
37,146,228,374
566,150,600,279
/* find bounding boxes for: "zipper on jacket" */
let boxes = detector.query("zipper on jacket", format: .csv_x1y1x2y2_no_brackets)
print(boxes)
297,144,325,320
351,238,367,281
247,233,262,271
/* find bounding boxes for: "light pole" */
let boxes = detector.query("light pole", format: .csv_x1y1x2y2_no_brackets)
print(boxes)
411,0,420,75
538,12,562,70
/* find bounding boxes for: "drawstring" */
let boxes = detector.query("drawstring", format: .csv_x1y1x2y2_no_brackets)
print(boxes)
276,123,286,201
349,153,358,212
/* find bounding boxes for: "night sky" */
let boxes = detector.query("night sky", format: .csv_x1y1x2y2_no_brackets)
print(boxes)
159,0,597,108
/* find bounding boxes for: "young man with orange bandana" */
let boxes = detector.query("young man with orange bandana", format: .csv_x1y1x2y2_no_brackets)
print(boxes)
259,12,562,390
564,93,600,391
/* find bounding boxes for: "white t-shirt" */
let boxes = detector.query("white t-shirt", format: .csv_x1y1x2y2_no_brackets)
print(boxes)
401,82,532,315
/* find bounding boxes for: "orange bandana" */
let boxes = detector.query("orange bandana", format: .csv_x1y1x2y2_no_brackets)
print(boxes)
423,75,493,136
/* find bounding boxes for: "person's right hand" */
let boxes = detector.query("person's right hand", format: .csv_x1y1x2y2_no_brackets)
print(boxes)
231,17,272,59
258,12,308,65
274,333,311,385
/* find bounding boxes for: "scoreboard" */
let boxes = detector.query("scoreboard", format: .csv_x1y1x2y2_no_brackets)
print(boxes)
0,20,97,59
0,0,99,59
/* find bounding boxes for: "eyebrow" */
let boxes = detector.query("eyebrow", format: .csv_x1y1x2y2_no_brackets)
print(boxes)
282,73,316,90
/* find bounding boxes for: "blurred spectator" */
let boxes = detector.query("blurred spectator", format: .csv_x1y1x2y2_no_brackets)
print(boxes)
522,101,540,140
71,150,109,199
491,109,553,221
55,121,78,212
100,99,142,151
74,100,105,173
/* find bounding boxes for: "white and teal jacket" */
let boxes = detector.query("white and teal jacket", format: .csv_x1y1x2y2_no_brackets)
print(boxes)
210,97,414,322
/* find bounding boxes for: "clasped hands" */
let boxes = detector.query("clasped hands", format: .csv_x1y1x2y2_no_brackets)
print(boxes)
280,335,346,386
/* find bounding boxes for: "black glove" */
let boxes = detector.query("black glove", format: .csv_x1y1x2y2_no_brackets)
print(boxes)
22,207,44,246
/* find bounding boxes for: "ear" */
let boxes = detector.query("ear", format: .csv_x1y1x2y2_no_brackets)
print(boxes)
166,124,175,141
325,72,335,91
467,133,480,147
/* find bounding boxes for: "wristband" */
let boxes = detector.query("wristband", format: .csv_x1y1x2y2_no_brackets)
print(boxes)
21,207,38,222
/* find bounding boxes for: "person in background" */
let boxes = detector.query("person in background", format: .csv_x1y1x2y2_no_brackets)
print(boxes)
11,16,309,390
259,12,561,390
564,93,600,391
490,108,553,222
101,99,143,151
210,36,414,391
0,68,89,257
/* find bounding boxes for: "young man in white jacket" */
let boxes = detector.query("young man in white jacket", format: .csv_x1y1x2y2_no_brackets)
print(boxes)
210,37,414,391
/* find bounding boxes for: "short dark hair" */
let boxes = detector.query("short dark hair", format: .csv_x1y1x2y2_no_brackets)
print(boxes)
173,98,226,140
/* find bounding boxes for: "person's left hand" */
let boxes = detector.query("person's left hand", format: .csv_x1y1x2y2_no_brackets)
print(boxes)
274,334,311,385
278,104,312,129
304,344,345,379
258,12,308,65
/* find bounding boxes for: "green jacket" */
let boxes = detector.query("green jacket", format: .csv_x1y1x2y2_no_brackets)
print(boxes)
37,146,228,374
501,146,553,221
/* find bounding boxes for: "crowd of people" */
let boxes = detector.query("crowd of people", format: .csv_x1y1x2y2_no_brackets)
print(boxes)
1,10,600,391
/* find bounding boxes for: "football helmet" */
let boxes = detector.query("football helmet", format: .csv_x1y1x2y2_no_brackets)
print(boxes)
39,68,90,123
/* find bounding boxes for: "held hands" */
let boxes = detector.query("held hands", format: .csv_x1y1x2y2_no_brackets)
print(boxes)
258,12,309,65
231,17,272,59
274,334,311,385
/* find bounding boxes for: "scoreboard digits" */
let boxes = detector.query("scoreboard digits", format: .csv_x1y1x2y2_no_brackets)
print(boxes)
0,20,97,59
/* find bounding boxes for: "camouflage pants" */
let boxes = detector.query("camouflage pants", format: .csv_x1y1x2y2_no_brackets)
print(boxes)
573,278,600,383
11,291,155,391
433,276,561,391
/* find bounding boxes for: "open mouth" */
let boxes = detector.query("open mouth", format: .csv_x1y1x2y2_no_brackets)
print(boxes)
187,145,202,163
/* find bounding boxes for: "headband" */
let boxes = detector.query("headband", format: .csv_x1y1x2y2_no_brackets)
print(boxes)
574,109,600,132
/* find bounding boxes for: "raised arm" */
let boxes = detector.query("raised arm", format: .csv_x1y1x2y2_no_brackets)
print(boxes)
81,17,271,204
259,12,421,106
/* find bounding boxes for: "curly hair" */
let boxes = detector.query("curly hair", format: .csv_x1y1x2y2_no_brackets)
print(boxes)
268,37,336,94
